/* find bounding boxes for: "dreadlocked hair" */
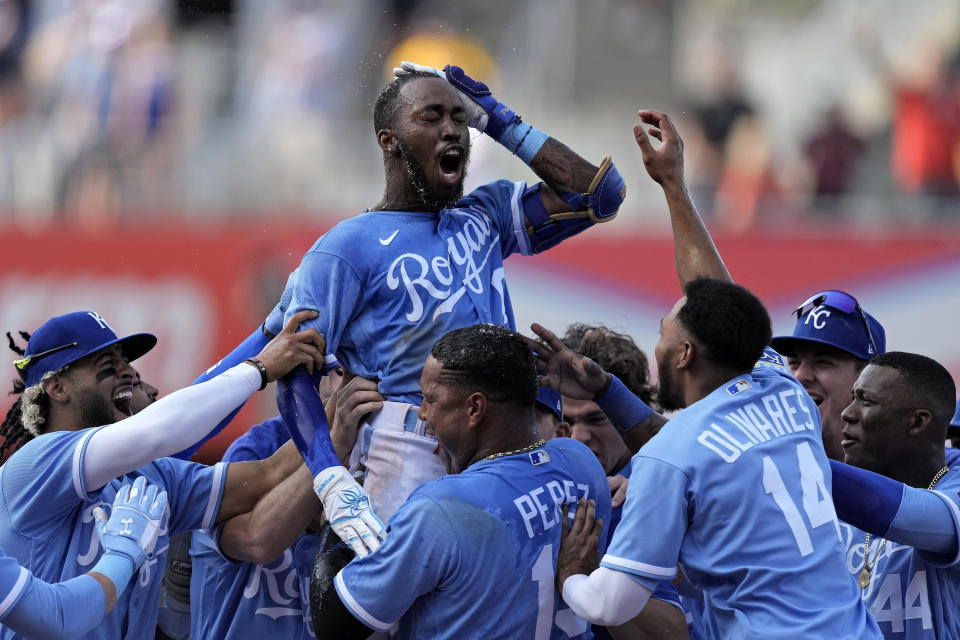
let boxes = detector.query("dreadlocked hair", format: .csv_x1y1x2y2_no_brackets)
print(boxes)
1,330,36,463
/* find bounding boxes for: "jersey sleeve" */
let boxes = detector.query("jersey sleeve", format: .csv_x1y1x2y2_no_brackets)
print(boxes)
600,456,689,589
334,494,459,632
0,570,107,638
920,487,960,567
0,551,29,618
0,430,101,537
649,580,684,611
459,179,531,258
151,458,228,534
283,248,364,363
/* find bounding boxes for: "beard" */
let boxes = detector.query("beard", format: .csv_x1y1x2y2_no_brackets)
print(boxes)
398,138,469,210
76,387,120,427
656,364,685,412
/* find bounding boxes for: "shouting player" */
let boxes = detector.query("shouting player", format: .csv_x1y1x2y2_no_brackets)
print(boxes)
259,60,627,555
553,110,880,638
0,309,324,640
311,324,611,639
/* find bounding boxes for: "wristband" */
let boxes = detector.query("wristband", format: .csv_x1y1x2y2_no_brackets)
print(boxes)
245,358,269,390
500,121,549,164
90,552,136,595
595,375,653,432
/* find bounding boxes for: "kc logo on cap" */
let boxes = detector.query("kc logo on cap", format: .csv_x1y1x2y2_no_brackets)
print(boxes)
17,311,157,387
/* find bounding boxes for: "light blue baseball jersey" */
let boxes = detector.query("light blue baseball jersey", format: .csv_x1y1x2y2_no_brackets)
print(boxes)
0,546,108,637
0,549,30,619
601,348,881,639
283,180,536,404
0,429,226,640
191,416,319,639
591,462,683,640
839,468,960,638
335,437,610,639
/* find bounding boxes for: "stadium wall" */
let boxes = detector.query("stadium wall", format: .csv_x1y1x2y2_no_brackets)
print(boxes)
1,223,957,461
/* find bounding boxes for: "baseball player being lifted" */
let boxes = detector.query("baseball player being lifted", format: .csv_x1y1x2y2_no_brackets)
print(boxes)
207,61,628,556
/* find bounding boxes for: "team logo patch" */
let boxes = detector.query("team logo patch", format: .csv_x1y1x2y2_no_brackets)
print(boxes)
726,379,752,396
756,348,790,373
529,450,549,465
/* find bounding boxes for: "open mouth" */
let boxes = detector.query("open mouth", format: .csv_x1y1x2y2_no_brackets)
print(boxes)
804,388,823,406
438,147,464,186
113,389,133,417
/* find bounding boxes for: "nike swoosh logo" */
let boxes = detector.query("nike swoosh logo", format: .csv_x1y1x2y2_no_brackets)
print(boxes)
379,229,400,246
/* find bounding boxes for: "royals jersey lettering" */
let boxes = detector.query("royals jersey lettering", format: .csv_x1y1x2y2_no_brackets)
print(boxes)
335,438,610,639
191,417,319,640
283,180,532,404
0,430,226,640
601,348,881,639
840,468,960,639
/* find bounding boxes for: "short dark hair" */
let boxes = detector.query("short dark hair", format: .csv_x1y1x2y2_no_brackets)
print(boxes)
373,71,435,134
678,277,771,372
430,324,537,410
562,323,657,407
870,352,956,424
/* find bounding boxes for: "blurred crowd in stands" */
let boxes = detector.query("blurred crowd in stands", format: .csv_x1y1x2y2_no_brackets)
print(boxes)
0,0,957,230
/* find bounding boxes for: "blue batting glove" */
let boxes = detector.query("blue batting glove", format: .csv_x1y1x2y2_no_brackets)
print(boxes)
394,61,519,142
95,476,168,571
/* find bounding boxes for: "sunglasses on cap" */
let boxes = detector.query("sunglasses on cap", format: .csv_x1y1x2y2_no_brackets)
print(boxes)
13,341,78,375
794,290,879,358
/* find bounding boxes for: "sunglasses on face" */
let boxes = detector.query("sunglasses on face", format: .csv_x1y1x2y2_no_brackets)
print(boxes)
13,341,78,374
794,290,879,357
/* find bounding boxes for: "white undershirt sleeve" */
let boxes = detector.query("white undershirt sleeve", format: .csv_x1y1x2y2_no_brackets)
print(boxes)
83,364,261,491
561,566,652,627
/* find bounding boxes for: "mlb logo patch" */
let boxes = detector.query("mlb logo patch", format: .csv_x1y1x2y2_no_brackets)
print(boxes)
529,449,550,465
726,380,752,396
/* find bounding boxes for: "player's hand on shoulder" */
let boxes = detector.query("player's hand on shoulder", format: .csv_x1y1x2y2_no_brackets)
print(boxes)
556,498,603,590
331,374,383,465
633,109,686,190
527,322,611,400
608,474,629,509
94,475,168,569
255,309,326,379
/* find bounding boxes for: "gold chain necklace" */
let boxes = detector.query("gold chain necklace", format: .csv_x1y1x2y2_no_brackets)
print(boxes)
858,465,949,589
480,439,546,462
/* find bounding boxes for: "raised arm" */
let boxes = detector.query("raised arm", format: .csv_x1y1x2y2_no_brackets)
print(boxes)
527,323,667,450
634,109,731,286
396,62,626,252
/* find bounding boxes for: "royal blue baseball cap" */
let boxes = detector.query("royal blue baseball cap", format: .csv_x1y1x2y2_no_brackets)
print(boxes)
770,290,885,362
16,311,157,387
535,385,563,422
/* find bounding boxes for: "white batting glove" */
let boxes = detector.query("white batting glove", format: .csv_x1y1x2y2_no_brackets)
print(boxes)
314,465,386,557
